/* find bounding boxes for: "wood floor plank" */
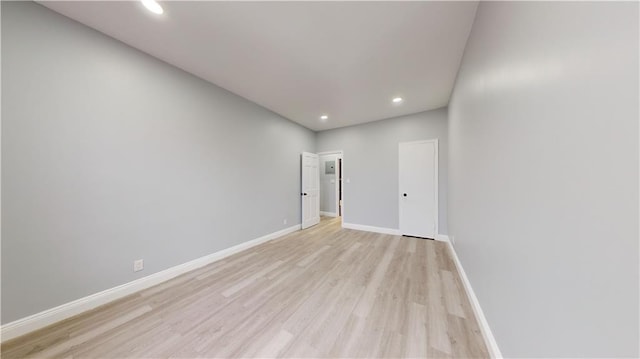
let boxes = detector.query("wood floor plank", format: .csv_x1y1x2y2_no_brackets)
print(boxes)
1,217,489,358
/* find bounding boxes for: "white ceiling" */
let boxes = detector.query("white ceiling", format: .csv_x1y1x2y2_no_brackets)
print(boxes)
40,1,478,131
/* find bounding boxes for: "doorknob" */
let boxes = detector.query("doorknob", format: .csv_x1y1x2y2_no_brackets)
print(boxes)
403,193,407,197
301,193,308,196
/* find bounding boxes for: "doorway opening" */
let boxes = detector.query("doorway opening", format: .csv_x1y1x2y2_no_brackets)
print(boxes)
318,151,344,222
338,158,342,216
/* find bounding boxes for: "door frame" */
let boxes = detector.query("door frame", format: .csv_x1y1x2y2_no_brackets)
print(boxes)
318,150,344,225
398,139,439,236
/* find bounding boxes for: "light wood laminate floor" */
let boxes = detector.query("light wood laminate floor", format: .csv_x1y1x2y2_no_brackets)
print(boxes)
2,217,489,358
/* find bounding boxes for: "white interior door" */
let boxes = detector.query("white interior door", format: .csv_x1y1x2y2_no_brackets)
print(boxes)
399,140,438,238
301,152,320,229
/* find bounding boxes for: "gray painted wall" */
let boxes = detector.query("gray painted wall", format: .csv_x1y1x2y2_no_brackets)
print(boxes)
319,154,339,214
316,109,448,233
448,2,639,357
1,2,315,323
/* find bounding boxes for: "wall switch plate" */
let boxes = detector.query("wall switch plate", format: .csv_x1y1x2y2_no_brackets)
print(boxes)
133,259,144,272
283,218,288,225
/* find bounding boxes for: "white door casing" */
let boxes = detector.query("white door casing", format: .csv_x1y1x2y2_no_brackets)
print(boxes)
301,152,320,229
399,139,438,238
318,150,344,225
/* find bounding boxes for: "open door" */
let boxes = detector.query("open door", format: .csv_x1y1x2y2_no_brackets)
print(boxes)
301,152,320,229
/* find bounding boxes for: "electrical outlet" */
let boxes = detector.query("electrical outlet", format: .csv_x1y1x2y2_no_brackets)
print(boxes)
283,218,288,225
133,259,144,272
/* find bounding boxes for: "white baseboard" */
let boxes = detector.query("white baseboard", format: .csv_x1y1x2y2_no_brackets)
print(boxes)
342,222,451,241
0,224,301,343
320,211,337,217
445,240,502,358
342,222,401,236
435,234,450,242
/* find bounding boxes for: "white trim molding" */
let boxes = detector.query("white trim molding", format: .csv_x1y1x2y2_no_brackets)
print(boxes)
342,222,401,236
445,240,503,358
0,224,301,343
319,211,337,218
342,222,454,242
318,150,344,224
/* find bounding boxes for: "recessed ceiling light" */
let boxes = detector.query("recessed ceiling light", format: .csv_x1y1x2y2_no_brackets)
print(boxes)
320,115,329,121
392,97,403,103
141,0,164,15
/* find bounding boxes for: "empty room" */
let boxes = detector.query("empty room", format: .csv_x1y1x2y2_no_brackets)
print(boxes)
1,1,638,358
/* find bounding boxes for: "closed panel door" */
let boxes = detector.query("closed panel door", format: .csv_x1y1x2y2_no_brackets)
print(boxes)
399,140,438,238
301,152,320,229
